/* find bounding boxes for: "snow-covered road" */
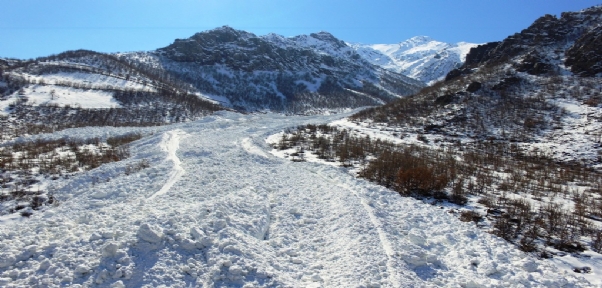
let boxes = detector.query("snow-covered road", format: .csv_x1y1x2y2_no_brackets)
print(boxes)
0,112,590,287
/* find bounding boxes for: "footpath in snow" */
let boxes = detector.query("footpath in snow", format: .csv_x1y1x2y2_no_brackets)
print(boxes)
0,111,592,287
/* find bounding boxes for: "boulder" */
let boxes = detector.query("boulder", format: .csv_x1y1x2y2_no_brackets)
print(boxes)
137,223,163,243
466,82,482,92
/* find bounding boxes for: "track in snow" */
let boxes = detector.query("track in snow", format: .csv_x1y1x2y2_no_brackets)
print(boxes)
148,129,186,200
303,165,403,287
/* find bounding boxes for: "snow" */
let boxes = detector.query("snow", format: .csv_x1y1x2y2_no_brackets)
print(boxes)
0,111,591,287
529,97,602,170
196,92,232,107
23,71,151,91
454,42,477,62
0,85,120,113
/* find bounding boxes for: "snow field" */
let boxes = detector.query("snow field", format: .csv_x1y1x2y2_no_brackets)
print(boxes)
0,70,162,115
0,85,119,116
0,111,590,287
148,129,186,200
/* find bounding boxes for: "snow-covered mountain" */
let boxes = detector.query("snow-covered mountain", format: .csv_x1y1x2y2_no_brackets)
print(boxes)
1,27,426,121
121,27,424,112
2,28,480,115
350,36,477,84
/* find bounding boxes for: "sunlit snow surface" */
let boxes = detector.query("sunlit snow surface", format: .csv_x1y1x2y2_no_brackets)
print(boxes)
0,112,591,287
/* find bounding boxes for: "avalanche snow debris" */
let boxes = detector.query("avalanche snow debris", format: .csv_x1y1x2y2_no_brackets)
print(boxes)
0,111,593,286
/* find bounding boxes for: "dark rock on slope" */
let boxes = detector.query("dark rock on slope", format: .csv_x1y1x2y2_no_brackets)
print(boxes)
566,26,602,76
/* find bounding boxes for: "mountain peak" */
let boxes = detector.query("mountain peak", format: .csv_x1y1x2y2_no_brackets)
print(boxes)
405,35,434,43
308,31,348,48
309,31,337,40
190,26,256,43
399,36,435,48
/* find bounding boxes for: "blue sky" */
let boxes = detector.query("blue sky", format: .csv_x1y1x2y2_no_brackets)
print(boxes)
1,0,600,59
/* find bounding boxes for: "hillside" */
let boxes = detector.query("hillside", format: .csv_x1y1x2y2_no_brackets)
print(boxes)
350,36,477,84
0,50,222,141
354,5,602,168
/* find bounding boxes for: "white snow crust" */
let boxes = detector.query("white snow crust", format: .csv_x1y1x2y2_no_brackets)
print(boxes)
0,111,590,287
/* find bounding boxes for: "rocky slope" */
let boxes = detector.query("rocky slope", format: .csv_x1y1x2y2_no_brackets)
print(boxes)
350,36,477,84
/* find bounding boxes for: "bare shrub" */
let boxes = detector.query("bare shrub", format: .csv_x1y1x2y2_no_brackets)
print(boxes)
125,159,150,175
460,210,483,223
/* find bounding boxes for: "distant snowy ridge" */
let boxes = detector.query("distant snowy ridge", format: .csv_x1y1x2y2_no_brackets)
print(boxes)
350,36,478,84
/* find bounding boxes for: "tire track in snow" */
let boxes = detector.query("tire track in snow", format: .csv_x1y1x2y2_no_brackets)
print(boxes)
305,166,403,287
148,129,186,200
337,182,403,287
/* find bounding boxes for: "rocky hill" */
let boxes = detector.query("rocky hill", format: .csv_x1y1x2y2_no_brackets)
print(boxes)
121,27,424,112
350,36,477,84
448,6,602,79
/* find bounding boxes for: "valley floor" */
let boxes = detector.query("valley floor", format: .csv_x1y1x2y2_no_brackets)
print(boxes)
0,112,592,287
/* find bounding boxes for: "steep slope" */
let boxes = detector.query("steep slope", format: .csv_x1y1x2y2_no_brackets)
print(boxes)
122,27,424,112
350,36,477,84
0,112,588,287
447,5,602,79
566,23,602,76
